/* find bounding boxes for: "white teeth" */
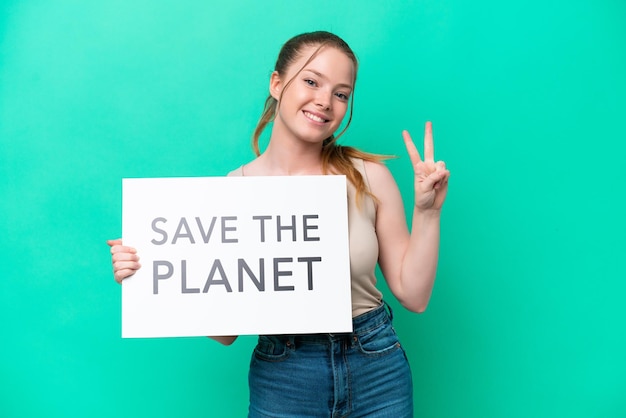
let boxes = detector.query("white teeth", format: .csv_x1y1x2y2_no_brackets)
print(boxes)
304,111,326,123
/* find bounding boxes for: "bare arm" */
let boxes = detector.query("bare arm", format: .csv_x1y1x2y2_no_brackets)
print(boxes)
366,122,450,313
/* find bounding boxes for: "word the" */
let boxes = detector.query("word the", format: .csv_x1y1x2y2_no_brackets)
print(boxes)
149,214,321,245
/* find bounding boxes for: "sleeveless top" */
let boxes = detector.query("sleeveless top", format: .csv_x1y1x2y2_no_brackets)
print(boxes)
228,158,383,317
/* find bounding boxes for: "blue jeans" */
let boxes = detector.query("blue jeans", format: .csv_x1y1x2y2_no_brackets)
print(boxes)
248,303,413,417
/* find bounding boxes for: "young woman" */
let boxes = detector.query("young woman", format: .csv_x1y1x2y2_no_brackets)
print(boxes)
109,31,449,417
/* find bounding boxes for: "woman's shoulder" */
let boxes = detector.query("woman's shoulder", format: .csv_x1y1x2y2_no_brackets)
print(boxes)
341,146,392,179
227,165,244,177
354,157,391,178
360,159,397,193
348,156,384,173
228,157,266,176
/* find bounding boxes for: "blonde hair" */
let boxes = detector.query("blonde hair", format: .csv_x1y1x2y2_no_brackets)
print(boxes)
252,31,390,204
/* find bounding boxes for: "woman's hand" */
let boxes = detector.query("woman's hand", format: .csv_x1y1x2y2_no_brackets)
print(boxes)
403,122,450,211
107,239,141,284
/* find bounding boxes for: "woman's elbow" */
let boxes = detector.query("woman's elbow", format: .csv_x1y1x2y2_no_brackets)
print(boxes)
404,302,428,314
397,295,430,314
209,335,238,345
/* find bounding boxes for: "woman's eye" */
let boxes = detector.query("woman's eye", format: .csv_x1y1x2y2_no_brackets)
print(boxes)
304,79,317,86
336,92,349,101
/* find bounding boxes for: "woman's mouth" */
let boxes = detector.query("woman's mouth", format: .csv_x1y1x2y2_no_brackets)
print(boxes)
303,111,329,123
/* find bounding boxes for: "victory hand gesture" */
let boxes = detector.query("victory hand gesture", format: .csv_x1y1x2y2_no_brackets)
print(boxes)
403,122,450,211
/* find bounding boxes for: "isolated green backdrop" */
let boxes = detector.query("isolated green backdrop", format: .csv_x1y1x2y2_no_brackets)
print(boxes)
1,1,625,417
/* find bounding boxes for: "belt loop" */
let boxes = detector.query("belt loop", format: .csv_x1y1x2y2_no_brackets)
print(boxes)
383,300,393,321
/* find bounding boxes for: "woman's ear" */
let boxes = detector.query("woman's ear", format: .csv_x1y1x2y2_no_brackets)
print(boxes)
269,71,282,101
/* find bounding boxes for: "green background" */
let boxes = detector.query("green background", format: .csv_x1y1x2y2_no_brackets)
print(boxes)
1,0,624,417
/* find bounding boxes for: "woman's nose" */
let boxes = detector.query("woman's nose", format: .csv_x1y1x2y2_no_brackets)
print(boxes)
315,91,332,110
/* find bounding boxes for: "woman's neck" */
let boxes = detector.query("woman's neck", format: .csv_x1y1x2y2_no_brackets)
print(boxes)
248,130,325,176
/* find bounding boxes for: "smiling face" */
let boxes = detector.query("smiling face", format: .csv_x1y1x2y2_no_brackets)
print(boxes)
269,45,355,147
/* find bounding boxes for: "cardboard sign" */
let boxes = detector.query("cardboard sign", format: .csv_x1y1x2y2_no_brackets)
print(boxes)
121,176,352,338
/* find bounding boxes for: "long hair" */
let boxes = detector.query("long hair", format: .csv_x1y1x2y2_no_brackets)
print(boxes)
252,31,390,204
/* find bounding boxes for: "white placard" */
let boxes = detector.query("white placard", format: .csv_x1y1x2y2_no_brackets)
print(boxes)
122,176,352,338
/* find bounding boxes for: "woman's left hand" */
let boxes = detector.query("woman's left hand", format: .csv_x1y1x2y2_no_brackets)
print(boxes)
403,121,450,211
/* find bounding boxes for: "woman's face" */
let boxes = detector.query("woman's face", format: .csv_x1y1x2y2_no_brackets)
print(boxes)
270,45,355,146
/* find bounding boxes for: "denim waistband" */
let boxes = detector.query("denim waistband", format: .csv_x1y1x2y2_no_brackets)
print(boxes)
352,300,393,332
277,302,393,344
